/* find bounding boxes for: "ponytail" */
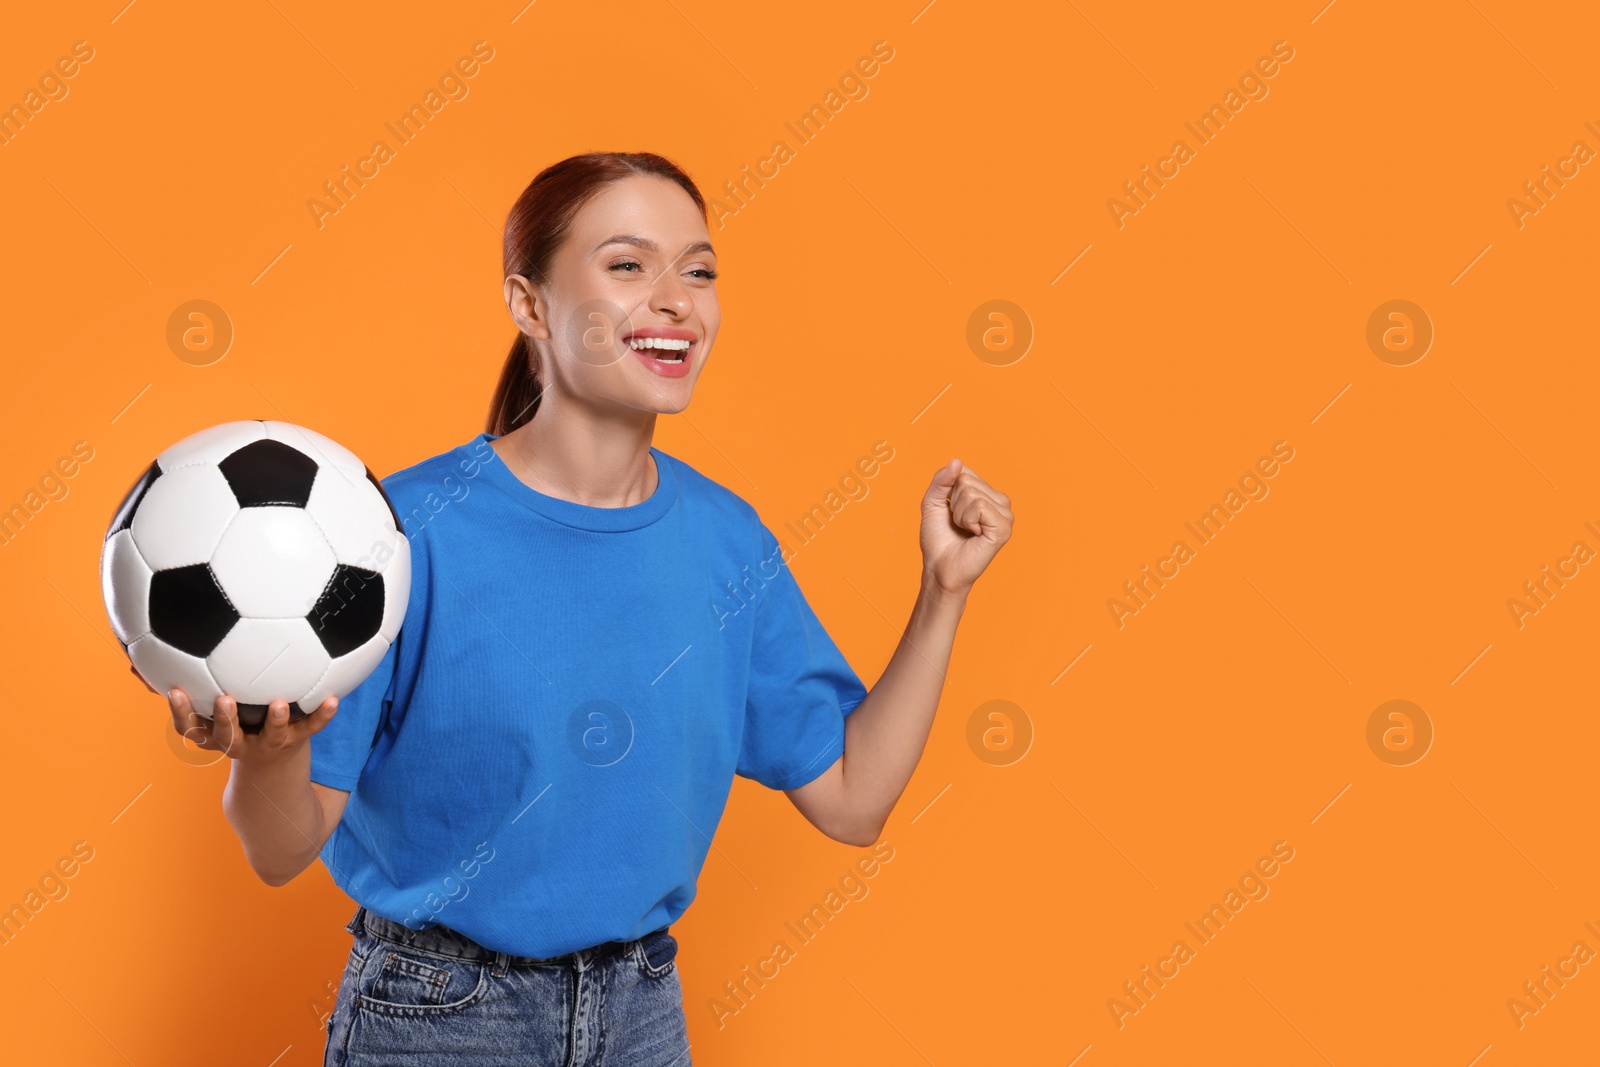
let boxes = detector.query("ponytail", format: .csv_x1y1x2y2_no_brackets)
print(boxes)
486,332,541,436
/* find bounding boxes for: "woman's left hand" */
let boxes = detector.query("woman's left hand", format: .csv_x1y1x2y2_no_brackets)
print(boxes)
920,458,1014,597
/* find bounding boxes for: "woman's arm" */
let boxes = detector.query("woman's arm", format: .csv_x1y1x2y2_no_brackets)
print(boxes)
787,458,1013,845
787,575,967,845
223,741,350,886
166,689,349,884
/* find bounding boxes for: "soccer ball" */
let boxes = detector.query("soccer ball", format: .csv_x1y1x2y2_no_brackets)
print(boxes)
100,420,410,733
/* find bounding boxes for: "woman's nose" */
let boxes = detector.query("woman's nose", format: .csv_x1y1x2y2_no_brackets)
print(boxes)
649,273,692,317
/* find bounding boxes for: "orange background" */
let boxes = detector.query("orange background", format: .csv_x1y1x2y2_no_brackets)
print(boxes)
2,1,1597,1063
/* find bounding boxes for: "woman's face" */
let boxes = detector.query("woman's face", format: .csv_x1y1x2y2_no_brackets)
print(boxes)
510,174,720,416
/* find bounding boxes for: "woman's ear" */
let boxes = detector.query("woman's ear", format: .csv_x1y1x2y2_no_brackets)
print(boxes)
504,274,551,341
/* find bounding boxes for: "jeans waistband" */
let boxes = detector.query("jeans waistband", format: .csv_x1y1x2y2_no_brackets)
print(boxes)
348,904,657,971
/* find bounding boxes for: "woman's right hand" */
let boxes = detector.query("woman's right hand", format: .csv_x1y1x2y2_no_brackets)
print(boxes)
166,688,339,764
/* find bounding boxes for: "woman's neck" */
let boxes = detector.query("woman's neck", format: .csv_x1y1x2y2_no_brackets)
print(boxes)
490,409,658,508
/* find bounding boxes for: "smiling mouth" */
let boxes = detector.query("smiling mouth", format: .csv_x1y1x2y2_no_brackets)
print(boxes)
624,336,694,365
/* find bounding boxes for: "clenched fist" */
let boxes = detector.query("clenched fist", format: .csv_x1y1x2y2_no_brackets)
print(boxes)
919,458,1014,597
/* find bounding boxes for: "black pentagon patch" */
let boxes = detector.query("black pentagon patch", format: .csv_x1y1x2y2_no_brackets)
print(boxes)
107,461,162,538
309,564,385,657
219,439,319,508
149,563,239,657
366,467,401,529
231,703,310,735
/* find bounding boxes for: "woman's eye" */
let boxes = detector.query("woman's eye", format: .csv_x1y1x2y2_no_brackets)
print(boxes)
608,261,716,280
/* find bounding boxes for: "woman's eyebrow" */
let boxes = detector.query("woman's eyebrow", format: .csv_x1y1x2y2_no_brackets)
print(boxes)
594,234,716,257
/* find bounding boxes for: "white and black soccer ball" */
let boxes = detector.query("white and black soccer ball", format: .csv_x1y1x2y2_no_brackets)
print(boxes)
100,420,410,733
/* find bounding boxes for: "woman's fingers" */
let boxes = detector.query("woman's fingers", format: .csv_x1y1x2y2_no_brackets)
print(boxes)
956,495,992,536
169,688,206,742
164,686,337,758
168,688,221,752
949,480,1012,530
293,697,340,741
953,465,1012,509
211,694,239,755
958,476,1012,516
184,721,220,752
260,699,294,747
167,688,191,732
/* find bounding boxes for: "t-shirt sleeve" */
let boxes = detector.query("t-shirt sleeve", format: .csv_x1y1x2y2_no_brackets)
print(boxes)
308,638,398,792
737,524,869,791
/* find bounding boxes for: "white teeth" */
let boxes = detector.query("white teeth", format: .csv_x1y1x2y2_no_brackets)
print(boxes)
628,336,691,365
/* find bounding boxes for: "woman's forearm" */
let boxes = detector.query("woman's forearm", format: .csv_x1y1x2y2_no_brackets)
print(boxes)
221,746,330,886
837,569,968,841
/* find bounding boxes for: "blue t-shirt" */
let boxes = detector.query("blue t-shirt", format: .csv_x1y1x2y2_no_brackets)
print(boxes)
308,434,867,959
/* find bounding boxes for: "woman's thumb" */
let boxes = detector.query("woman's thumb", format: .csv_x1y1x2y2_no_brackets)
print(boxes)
924,458,962,503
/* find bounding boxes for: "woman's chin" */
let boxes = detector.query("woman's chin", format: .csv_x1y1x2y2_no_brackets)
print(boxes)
651,394,695,415
630,377,697,414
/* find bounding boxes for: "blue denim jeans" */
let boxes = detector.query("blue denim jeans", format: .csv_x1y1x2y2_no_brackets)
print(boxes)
323,905,692,1066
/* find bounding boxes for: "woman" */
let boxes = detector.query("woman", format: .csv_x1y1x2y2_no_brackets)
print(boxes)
162,152,1013,1064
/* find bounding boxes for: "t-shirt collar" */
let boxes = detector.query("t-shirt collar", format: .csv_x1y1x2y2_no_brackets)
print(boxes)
475,433,678,532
